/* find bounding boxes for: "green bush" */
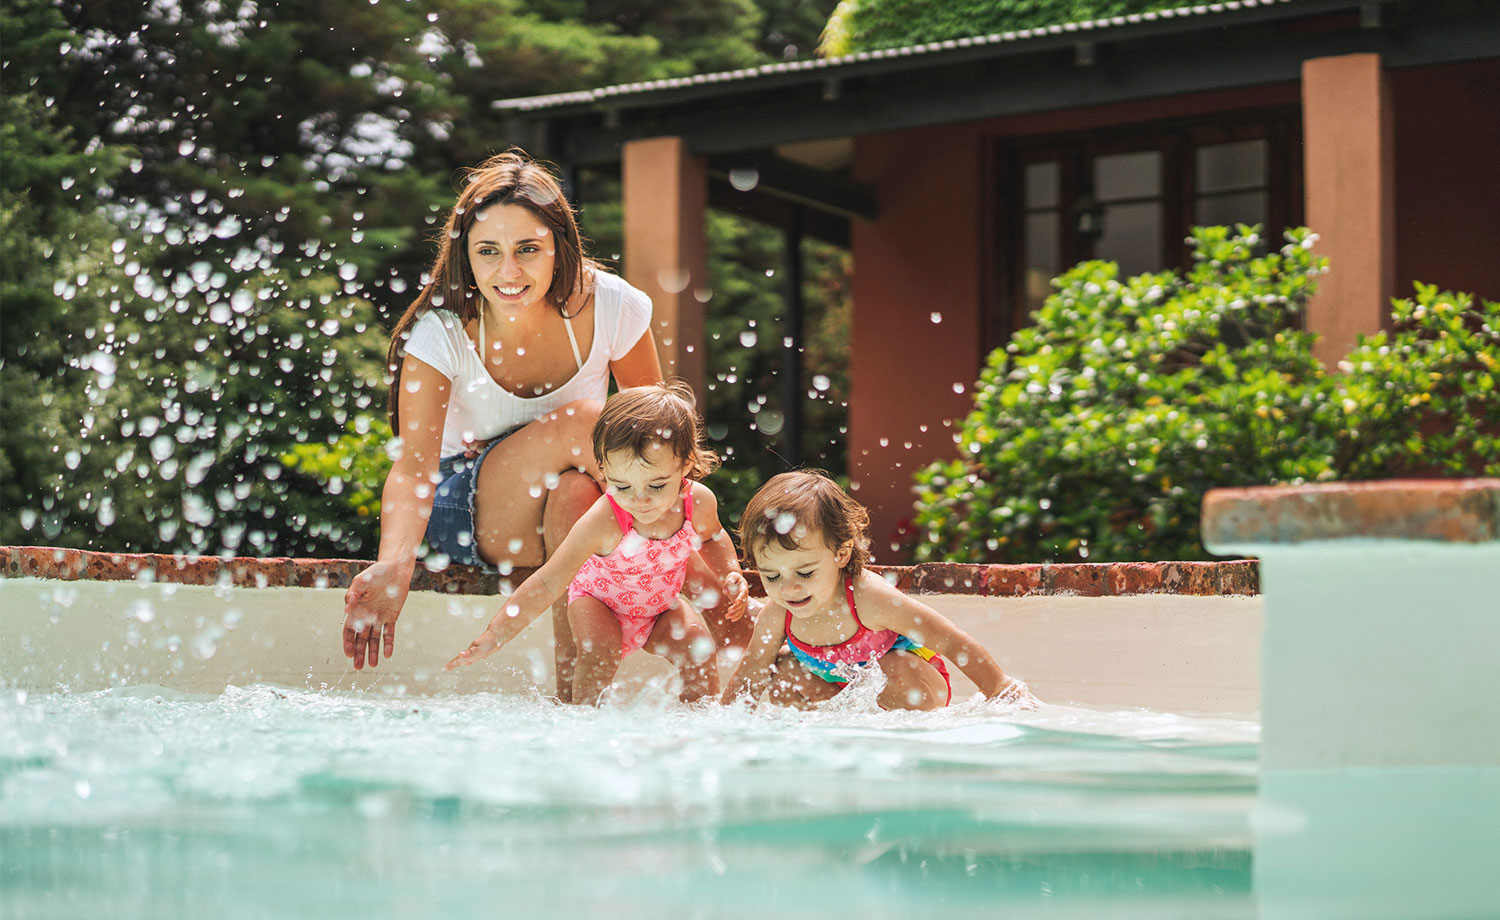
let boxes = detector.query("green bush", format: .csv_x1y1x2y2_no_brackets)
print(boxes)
912,226,1500,563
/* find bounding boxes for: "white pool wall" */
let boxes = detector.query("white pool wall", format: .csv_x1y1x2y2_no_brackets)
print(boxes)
0,573,1261,712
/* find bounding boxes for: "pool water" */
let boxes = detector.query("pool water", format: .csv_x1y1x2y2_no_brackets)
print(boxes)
1,677,1258,919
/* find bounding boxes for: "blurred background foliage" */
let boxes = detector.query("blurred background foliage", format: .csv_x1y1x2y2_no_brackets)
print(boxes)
821,0,1185,55
2,0,844,556
913,226,1500,563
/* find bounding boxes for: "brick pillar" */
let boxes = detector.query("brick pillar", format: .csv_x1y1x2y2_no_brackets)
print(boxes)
621,137,707,399
1302,53,1395,368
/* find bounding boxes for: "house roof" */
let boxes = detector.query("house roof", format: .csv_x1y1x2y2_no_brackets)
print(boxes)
496,0,1338,116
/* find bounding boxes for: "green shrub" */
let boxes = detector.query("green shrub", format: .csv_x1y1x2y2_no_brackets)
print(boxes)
912,226,1500,563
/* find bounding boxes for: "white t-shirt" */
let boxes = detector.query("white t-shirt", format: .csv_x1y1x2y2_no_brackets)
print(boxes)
402,270,652,457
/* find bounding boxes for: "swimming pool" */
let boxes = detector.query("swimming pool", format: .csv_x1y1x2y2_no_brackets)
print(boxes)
2,683,1259,920
1,549,1264,918
5,475,1497,920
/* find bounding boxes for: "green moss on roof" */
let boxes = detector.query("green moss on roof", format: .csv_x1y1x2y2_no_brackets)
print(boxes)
821,0,1192,56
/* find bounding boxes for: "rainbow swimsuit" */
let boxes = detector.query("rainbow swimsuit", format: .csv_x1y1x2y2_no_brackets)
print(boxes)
783,578,952,704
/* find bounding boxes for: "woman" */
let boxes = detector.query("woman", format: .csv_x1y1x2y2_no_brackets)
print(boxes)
342,150,681,698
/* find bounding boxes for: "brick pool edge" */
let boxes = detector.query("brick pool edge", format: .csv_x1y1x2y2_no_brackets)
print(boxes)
0,545,1258,597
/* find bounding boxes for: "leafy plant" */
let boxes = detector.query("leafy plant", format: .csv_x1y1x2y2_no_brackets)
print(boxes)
912,226,1500,563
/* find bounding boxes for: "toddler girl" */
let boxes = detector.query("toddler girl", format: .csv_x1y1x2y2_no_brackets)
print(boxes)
448,381,748,703
724,470,1036,710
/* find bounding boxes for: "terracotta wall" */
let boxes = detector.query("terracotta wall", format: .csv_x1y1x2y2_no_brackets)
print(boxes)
1390,58,1500,305
849,123,987,561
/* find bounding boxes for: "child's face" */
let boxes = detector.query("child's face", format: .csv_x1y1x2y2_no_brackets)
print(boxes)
601,442,688,525
753,533,853,619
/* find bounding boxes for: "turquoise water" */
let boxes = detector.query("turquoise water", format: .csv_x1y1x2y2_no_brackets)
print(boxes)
1,681,1259,919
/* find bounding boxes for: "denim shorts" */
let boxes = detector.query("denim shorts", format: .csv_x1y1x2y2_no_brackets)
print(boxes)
424,432,516,569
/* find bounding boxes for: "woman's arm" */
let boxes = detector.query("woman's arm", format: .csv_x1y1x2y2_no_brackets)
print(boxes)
855,574,1029,700
608,330,664,388
342,356,451,669
690,484,749,621
721,602,788,704
446,497,615,669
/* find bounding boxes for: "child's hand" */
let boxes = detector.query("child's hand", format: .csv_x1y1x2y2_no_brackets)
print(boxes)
993,677,1040,709
723,571,750,622
446,628,502,671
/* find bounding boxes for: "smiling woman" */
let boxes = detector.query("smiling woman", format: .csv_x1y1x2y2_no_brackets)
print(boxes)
341,150,733,700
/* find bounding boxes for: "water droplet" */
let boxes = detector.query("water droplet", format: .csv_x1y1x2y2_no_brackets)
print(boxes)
739,331,758,348
812,375,831,392
930,312,943,323
728,168,759,191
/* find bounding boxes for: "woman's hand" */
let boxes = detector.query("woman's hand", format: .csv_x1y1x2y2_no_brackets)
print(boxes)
343,559,412,669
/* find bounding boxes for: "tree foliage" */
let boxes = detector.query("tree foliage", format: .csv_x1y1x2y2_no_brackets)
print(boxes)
3,0,848,556
822,0,1186,55
912,226,1500,563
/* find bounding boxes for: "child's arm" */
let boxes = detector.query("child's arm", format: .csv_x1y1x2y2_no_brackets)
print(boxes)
721,601,788,704
445,498,617,671
855,573,1037,704
689,482,750,622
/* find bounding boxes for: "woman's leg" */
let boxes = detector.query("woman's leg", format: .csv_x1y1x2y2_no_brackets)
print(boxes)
470,399,602,567
765,652,842,709
543,470,602,702
877,652,948,711
644,600,719,703
468,399,602,701
567,596,625,706
683,552,756,656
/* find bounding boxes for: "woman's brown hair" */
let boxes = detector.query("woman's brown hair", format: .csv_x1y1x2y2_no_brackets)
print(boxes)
593,380,719,481
739,470,871,579
385,149,597,425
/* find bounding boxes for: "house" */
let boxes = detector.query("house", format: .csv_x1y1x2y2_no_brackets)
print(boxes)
493,0,1500,559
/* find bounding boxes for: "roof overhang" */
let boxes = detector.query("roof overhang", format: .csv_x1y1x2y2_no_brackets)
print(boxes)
502,0,1499,237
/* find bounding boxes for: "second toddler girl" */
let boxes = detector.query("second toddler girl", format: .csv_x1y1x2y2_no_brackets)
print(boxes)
724,470,1036,710
447,381,748,703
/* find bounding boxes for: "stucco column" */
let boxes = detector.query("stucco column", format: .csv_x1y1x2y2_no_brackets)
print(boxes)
621,137,707,398
1302,53,1395,368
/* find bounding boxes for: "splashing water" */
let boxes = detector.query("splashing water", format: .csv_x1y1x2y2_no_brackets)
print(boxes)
0,684,1259,919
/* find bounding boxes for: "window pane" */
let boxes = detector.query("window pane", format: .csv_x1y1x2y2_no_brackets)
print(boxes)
1024,211,1060,313
1197,140,1267,193
1095,150,1160,201
1025,161,1059,209
1096,201,1161,277
1196,190,1268,229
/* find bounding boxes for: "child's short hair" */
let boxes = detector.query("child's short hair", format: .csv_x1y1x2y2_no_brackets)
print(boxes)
739,470,871,578
593,379,719,479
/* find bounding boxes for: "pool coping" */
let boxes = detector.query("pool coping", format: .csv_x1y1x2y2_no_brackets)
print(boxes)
0,545,1259,597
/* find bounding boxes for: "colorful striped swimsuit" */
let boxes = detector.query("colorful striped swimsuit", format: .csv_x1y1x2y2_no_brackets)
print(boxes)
784,578,952,704
567,484,698,656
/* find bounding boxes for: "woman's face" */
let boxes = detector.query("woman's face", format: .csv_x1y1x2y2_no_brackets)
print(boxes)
466,203,556,312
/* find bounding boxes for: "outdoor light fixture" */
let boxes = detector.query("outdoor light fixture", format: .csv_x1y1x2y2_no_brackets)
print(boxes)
1073,192,1105,241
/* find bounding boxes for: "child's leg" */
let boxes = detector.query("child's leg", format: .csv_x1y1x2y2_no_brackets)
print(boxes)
567,596,624,706
765,652,842,709
644,599,719,703
877,651,948,711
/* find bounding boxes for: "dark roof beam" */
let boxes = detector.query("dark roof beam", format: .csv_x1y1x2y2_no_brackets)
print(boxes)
707,154,877,223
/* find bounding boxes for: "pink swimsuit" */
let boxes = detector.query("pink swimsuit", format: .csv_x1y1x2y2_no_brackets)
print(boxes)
567,484,698,656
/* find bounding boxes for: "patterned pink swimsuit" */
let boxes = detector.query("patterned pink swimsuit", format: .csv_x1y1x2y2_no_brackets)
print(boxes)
567,483,699,656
